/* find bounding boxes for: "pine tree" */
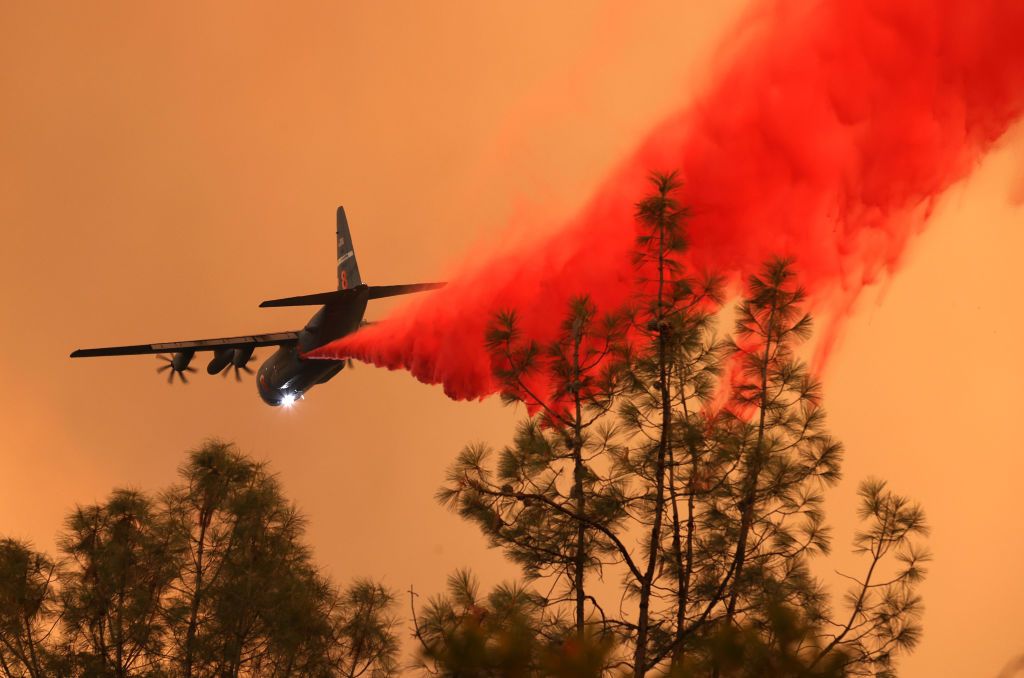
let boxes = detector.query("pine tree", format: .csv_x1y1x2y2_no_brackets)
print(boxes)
331,580,400,678
435,175,929,676
0,539,61,678
412,569,612,677
0,440,401,678
163,440,400,678
440,294,629,649
619,172,725,674
58,489,181,676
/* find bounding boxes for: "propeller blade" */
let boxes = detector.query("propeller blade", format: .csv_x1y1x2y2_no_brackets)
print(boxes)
180,371,189,385
167,370,174,384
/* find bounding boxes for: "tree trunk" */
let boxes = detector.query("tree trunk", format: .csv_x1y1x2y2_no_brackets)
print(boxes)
633,198,672,677
184,506,212,677
667,445,686,661
672,393,700,667
572,321,587,640
724,301,777,624
21,615,41,678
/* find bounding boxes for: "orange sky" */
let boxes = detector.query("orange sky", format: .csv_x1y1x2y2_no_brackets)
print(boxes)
1,2,1022,675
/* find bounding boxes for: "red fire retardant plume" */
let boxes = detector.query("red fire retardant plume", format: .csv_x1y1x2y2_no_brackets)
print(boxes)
310,0,1024,400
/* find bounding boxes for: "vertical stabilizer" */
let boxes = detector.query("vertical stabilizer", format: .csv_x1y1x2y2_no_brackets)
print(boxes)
336,206,362,290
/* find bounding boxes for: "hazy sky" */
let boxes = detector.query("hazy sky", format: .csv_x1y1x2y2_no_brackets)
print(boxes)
1,2,1022,675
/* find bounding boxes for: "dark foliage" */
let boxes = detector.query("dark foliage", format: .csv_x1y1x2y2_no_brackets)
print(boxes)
0,441,399,678
432,174,928,676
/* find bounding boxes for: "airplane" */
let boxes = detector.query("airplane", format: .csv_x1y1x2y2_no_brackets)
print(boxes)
70,207,443,406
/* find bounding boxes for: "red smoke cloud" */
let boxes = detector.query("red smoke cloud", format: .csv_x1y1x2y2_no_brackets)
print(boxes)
311,0,1024,400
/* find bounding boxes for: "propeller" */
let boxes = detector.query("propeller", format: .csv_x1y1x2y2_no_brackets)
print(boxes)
222,352,257,382
156,355,196,384
345,358,355,370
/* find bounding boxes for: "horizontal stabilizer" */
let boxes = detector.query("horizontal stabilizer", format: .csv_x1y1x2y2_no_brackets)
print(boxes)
260,288,363,308
368,282,446,299
260,282,444,308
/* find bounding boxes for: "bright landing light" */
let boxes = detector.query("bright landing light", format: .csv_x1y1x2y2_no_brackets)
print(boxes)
280,393,297,408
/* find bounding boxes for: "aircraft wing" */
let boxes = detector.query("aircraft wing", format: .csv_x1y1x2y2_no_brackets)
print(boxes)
70,332,300,358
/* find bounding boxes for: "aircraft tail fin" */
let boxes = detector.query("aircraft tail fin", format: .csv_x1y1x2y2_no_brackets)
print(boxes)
257,206,445,308
336,206,362,290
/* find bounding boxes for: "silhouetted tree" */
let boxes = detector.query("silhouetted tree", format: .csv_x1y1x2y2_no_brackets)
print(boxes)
617,172,726,675
331,580,400,678
435,174,929,676
0,441,400,678
162,441,257,677
441,294,628,646
669,592,849,678
0,539,61,678
58,489,180,676
412,569,612,677
810,479,929,676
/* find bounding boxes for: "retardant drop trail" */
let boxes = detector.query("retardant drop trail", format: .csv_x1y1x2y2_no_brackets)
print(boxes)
309,0,1024,400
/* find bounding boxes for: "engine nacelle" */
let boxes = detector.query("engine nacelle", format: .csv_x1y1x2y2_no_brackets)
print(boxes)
206,348,233,375
232,346,255,367
171,350,195,372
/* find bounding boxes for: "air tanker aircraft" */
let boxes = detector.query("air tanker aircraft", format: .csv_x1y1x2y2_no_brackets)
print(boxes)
71,207,443,406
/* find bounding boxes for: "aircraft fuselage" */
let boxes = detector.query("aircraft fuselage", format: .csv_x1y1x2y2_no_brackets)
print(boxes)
256,285,369,406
